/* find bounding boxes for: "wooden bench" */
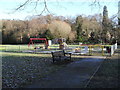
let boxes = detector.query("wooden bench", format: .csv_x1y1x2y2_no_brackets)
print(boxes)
51,50,71,63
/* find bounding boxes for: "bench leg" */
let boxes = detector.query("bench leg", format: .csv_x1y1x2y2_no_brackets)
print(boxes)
53,58,55,63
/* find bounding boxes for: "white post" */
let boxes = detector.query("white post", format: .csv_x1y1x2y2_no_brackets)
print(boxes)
48,40,52,46
111,45,114,56
113,44,115,51
115,43,117,50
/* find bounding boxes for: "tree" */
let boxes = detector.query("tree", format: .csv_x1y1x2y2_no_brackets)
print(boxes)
15,0,51,16
14,0,108,16
48,20,71,39
75,15,83,42
42,29,54,40
75,14,102,43
102,6,110,43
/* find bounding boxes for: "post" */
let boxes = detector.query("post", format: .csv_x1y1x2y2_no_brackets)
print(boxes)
111,45,114,56
89,46,92,55
115,43,117,50
89,46,90,55
101,46,104,56
48,40,52,46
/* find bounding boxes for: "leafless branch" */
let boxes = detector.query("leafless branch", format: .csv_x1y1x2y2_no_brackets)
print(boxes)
14,0,52,16
14,0,108,16
30,0,39,14
15,0,31,11
43,0,51,14
89,0,101,8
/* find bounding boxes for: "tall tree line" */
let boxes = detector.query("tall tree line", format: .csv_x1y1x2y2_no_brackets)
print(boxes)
2,6,119,44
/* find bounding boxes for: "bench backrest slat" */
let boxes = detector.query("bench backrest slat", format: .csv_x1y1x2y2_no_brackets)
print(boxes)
52,51,65,57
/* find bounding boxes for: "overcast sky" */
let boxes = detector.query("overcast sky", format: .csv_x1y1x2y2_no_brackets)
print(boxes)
0,0,119,20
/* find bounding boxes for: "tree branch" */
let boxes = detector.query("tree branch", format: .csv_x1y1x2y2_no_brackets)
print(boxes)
14,0,104,16
15,0,31,11
89,0,101,7
14,0,52,16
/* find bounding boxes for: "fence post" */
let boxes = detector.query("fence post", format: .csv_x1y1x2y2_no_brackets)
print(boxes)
101,46,104,56
110,45,114,56
89,46,90,55
115,43,117,50
89,46,92,55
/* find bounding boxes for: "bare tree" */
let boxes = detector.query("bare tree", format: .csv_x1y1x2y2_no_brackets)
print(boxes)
48,20,71,38
14,0,51,16
14,0,105,16
89,0,101,8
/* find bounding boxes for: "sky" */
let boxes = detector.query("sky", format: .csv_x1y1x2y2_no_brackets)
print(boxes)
0,0,119,20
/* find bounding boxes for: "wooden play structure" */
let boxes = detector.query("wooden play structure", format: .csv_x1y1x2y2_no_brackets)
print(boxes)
28,38,48,49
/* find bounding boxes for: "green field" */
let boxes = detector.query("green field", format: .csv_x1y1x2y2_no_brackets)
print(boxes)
0,44,79,52
87,49,120,88
1,50,80,88
1,44,119,88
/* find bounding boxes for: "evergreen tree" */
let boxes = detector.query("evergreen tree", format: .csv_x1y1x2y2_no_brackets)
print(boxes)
75,16,83,42
102,6,109,43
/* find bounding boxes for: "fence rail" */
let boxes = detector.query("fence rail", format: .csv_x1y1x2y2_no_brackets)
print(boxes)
0,45,34,52
0,43,118,56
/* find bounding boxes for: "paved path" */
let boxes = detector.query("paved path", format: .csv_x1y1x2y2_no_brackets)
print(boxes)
26,56,105,88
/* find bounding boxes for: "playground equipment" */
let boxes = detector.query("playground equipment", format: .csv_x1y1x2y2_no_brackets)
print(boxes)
28,38,49,49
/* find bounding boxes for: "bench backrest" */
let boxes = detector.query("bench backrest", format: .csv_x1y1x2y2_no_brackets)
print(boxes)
52,51,65,57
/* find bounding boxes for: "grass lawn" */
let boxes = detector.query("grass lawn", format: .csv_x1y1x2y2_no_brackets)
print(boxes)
86,49,120,88
0,44,79,52
2,52,80,88
2,52,52,88
1,44,109,56
1,44,119,88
